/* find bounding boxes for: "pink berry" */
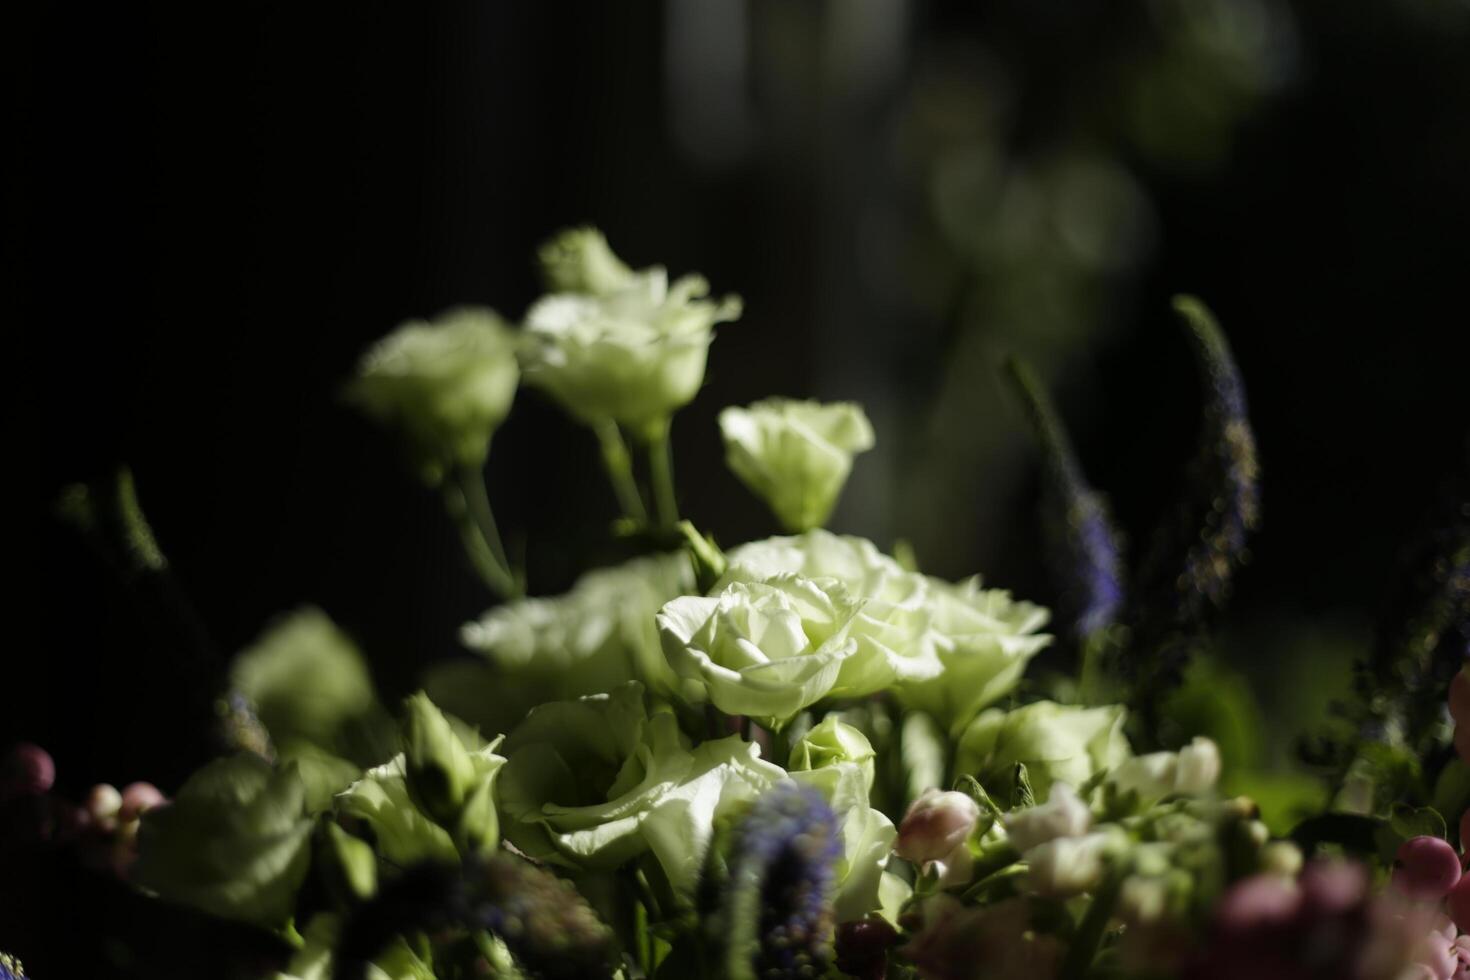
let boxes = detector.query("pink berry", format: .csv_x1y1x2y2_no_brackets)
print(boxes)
1451,670,1470,727
1449,876,1470,933
1397,837,1465,902
3,742,56,798
86,783,123,830
119,782,166,822
1299,859,1369,913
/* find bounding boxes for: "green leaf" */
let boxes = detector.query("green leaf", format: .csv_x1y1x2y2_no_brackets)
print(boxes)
134,754,314,928
1389,804,1448,842
1013,763,1036,810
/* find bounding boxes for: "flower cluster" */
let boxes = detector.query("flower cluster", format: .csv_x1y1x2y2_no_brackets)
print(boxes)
24,229,1465,980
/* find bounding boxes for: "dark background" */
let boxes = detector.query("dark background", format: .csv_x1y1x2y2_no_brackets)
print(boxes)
9,0,1470,966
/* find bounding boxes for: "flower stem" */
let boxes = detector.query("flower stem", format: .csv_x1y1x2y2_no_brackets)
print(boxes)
646,419,680,529
1059,869,1123,980
594,420,649,525
443,472,520,600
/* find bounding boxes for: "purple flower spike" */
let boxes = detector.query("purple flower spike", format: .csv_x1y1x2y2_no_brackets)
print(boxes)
724,782,842,980
1005,357,1126,642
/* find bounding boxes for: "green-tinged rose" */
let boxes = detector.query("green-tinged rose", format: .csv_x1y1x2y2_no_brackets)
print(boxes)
337,728,505,866
495,683,784,894
954,701,1130,806
459,551,694,710
896,579,1052,733
521,235,741,434
135,754,314,927
788,715,877,794
789,761,896,922
724,531,1046,716
656,575,860,728
719,398,875,532
345,306,520,485
538,226,635,295
230,607,382,759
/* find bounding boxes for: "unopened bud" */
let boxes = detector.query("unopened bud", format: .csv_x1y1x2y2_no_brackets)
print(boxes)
896,790,980,866
402,692,477,825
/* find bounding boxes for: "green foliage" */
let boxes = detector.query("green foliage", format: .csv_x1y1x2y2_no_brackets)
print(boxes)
135,754,314,927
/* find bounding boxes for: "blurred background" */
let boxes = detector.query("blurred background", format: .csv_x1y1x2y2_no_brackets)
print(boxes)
13,0,1470,891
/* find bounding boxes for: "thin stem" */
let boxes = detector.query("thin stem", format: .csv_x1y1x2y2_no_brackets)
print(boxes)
646,418,680,529
442,478,518,600
594,420,649,524
1059,869,1123,980
459,467,514,577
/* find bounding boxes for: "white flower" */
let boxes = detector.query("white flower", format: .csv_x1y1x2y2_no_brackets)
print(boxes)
521,231,740,434
1024,830,1122,897
461,551,694,700
1175,737,1223,795
722,530,1051,716
656,575,861,728
1003,782,1092,853
719,398,875,531
897,578,1052,733
345,307,520,485
1108,736,1221,805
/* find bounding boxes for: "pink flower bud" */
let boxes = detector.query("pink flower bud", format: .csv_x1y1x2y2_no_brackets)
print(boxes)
1395,837,1463,902
3,742,56,798
895,789,979,865
119,782,167,822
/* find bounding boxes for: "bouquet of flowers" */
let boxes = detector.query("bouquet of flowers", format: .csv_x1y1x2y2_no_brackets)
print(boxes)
9,229,1468,980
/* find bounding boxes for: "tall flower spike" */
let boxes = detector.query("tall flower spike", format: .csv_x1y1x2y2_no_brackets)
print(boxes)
0,952,26,980
1004,357,1125,641
1137,297,1261,627
724,783,842,980
1123,298,1260,732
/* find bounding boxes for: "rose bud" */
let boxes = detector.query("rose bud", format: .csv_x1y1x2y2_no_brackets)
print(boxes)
1395,837,1462,902
895,789,979,865
2,743,55,799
